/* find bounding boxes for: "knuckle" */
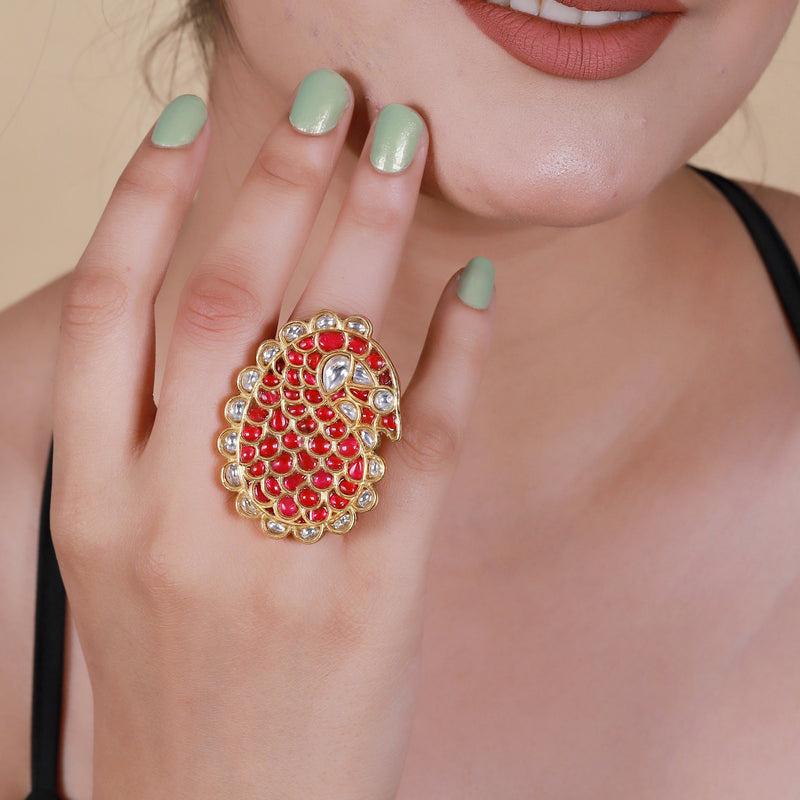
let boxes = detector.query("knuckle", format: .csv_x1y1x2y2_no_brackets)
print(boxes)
396,406,461,473
50,498,118,574
254,143,328,196
61,267,129,343
179,270,262,341
347,192,406,233
132,532,207,602
114,159,192,207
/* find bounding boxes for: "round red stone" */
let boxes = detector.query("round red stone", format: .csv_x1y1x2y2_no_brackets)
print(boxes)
361,407,376,424
319,331,346,351
241,424,262,442
263,373,280,387
286,368,301,387
306,352,322,369
283,472,306,492
259,437,279,458
297,450,318,471
329,492,348,510
269,409,288,432
338,435,360,458
309,506,329,522
252,483,269,503
338,479,358,496
379,371,394,387
297,416,318,435
277,495,299,518
366,350,386,371
309,435,331,455
287,349,304,366
347,457,364,481
297,335,315,350
283,388,301,401
330,389,346,401
298,488,320,508
271,453,293,475
282,432,302,450
325,455,344,472
247,461,266,477
287,404,306,417
239,445,256,463
352,388,369,402
326,420,347,439
304,389,322,404
265,477,282,496
303,371,317,386
348,336,368,355
259,389,280,406
315,405,335,422
311,470,333,490
247,404,268,423
382,414,397,431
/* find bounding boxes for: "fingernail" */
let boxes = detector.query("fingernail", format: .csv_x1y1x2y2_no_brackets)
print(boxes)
370,103,424,174
151,95,207,148
457,257,495,310
289,69,351,135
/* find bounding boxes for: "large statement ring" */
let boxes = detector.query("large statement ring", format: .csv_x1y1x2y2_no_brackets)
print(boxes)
218,311,401,543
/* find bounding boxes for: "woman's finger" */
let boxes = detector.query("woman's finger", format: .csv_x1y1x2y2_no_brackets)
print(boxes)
53,95,209,479
154,70,354,443
292,103,428,328
348,258,496,570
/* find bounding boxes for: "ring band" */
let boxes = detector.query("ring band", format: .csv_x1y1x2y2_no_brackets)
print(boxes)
218,311,401,543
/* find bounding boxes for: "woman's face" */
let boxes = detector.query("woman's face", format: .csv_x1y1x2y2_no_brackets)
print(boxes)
223,0,798,225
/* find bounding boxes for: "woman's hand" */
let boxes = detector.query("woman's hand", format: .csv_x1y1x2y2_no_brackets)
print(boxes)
51,71,494,800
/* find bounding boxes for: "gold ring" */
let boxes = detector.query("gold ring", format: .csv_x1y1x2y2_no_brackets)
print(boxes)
218,311,401,543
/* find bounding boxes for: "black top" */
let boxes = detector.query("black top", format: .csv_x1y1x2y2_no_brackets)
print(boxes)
23,166,800,798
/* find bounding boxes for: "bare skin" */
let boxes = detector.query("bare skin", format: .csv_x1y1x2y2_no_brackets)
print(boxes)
4,2,800,797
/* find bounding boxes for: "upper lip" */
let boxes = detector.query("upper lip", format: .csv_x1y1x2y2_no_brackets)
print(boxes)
506,0,688,11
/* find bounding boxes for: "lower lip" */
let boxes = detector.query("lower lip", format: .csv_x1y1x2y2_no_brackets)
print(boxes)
454,0,683,80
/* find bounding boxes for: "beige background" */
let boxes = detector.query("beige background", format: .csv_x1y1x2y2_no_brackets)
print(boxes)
2,2,799,310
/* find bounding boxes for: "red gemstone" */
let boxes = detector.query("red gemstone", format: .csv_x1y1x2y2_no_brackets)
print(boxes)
329,492,348,510
361,407,376,424
239,445,256,463
351,388,369,402
283,388,301,401
297,335,315,351
298,488,320,508
309,506,329,522
309,435,331,455
252,483,269,503
297,450,318,471
311,470,333,489
326,420,347,439
287,349,304,366
297,416,318,435
274,358,285,373
241,424,262,442
260,437,279,458
303,371,317,386
382,414,397,431
347,457,364,481
307,352,322,369
247,461,266,477
319,331,346,351
265,477,282,496
247,404,268,423
330,389,346,401
348,336,368,355
338,479,358,496
325,455,344,472
379,370,393,387
282,432,303,450
338,435,360,458
283,472,306,492
304,389,322,404
315,405,335,422
286,368,301,387
271,453,293,475
263,373,281,387
366,350,386,371
259,389,279,406
277,495,299,518
287,404,306,417
269,409,288,432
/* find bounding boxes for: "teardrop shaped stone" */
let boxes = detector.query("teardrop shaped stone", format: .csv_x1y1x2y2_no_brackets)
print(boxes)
322,354,351,393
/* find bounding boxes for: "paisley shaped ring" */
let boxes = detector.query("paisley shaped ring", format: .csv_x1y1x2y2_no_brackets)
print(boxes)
217,311,401,543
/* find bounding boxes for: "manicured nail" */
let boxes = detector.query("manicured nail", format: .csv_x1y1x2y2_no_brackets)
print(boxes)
289,69,351,135
151,95,207,148
370,103,424,174
457,257,495,310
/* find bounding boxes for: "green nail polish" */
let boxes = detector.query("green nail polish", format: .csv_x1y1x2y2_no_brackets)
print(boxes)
151,95,207,148
370,103,424,174
458,257,495,310
289,69,350,135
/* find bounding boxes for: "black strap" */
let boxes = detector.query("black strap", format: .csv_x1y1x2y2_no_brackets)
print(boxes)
26,441,65,800
691,165,800,349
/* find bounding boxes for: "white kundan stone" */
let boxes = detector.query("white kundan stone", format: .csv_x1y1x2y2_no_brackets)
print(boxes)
346,318,368,334
222,430,238,454
298,526,321,541
226,397,246,423
331,512,353,531
282,322,304,342
237,494,258,516
373,389,394,412
258,343,280,365
239,369,259,392
266,520,286,535
357,489,374,509
353,363,375,387
339,401,358,421
315,313,336,329
360,429,376,448
367,459,383,480
224,463,242,487
322,354,351,393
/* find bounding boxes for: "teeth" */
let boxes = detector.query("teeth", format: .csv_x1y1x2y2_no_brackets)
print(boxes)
496,0,649,26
